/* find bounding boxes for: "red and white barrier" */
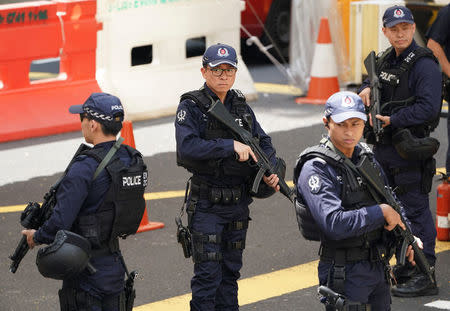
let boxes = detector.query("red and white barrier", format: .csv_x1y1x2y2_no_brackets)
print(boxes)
0,0,102,142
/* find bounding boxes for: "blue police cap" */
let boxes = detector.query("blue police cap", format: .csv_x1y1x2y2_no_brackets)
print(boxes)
69,93,124,123
383,6,414,28
202,43,238,68
324,91,367,123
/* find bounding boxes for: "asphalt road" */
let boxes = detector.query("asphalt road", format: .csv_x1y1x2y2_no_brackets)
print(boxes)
0,59,449,311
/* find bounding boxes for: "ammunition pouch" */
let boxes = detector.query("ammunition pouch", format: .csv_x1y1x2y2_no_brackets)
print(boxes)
190,180,243,205
392,128,439,160
59,287,126,311
252,157,287,199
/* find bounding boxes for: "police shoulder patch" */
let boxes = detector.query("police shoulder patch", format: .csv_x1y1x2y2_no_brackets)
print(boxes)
307,174,322,194
176,109,187,124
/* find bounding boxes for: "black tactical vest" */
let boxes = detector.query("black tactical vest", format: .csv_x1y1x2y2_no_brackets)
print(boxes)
73,145,148,253
176,88,256,177
293,142,383,247
376,46,440,138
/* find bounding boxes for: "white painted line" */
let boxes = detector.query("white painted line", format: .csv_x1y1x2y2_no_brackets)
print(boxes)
424,300,450,310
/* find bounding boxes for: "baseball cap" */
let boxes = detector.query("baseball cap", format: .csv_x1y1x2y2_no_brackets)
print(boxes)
324,91,367,123
202,43,238,68
383,6,414,28
69,93,124,123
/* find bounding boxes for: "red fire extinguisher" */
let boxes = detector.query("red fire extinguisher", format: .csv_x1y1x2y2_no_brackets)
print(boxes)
436,173,450,241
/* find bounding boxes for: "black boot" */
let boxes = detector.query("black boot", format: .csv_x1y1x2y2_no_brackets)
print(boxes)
391,268,438,297
392,263,418,284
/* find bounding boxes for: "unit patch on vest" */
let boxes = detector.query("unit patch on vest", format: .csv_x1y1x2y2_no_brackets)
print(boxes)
308,174,322,194
122,173,146,189
177,109,187,124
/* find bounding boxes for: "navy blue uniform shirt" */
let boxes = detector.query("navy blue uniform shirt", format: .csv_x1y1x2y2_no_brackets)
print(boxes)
35,141,132,243
34,141,132,296
175,84,276,187
360,40,442,129
426,4,450,62
297,145,385,240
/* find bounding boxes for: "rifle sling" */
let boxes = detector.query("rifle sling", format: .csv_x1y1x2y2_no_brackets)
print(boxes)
93,137,125,180
324,140,384,203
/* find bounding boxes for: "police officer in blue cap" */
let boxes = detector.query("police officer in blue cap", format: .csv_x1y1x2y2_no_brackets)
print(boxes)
175,43,281,311
427,3,450,177
294,91,419,310
358,5,441,297
22,93,148,310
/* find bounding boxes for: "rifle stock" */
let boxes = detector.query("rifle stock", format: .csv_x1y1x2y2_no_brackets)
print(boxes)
207,100,294,202
356,156,435,284
364,51,383,142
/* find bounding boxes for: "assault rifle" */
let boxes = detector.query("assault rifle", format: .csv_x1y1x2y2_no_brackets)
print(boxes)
125,270,137,311
318,286,346,310
207,99,294,202
9,144,90,273
364,51,383,142
356,155,436,284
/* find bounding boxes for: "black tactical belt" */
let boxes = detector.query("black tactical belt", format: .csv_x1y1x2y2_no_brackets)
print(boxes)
319,246,380,263
190,180,243,204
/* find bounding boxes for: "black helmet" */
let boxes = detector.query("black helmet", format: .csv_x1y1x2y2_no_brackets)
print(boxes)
36,230,91,280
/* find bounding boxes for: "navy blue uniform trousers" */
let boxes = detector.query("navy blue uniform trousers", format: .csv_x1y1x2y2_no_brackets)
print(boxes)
319,261,391,310
374,144,437,265
189,198,250,311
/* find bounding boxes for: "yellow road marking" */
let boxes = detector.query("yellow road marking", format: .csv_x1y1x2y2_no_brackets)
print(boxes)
0,170,445,214
254,82,303,96
29,72,58,80
135,241,450,310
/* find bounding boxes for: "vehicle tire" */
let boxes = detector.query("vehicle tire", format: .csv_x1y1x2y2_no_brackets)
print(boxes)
262,0,291,61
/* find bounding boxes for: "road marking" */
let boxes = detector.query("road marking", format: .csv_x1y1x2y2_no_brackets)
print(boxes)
134,260,319,311
4,170,450,214
29,72,58,80
254,82,303,96
0,181,295,214
134,242,450,311
424,300,450,309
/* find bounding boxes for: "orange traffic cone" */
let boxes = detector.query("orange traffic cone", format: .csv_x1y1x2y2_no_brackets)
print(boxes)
120,121,165,232
296,17,340,105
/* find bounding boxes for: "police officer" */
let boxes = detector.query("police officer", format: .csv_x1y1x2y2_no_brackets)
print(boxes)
294,91,418,310
175,43,280,311
358,5,441,297
426,3,450,175
22,93,147,311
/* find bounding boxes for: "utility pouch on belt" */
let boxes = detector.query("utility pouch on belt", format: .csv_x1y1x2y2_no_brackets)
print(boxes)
392,128,439,161
421,157,436,194
209,188,222,204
